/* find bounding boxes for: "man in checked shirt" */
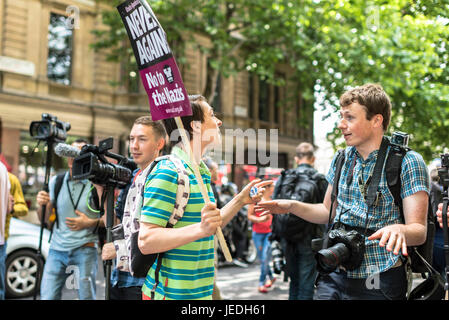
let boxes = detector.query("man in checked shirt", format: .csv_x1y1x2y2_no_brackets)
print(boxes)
256,83,429,300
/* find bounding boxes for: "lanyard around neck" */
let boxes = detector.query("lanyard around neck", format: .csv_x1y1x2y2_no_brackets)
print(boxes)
66,178,87,211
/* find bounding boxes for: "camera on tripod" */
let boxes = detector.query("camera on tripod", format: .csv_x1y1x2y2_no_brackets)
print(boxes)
72,137,136,188
29,113,71,143
312,227,365,274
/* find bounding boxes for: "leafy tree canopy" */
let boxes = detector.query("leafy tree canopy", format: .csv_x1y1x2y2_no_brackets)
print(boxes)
92,0,449,161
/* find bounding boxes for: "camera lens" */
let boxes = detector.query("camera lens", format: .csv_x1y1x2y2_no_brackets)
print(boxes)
30,121,51,139
316,242,350,273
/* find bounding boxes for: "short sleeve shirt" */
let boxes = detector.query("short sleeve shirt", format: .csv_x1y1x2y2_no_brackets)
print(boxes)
49,172,100,251
326,145,429,278
140,147,216,300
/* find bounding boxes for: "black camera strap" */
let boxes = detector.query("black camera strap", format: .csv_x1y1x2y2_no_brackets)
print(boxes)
365,137,389,208
66,178,87,212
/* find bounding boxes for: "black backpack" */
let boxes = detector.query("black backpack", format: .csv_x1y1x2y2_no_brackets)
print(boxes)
332,141,435,274
273,166,326,243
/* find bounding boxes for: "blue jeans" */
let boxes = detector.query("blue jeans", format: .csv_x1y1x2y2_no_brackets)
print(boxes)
0,243,6,300
314,265,407,300
252,232,273,287
285,242,317,300
40,247,98,300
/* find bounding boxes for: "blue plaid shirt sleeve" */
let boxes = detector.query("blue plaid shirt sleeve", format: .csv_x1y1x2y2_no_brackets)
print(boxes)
326,151,340,187
400,150,430,198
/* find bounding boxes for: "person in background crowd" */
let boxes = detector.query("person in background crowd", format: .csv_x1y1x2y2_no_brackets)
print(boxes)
271,142,327,300
247,182,275,293
0,161,11,299
36,139,104,300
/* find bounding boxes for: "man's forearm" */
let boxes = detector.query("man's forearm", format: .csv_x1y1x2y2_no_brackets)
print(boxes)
289,201,331,225
402,222,427,247
138,222,206,255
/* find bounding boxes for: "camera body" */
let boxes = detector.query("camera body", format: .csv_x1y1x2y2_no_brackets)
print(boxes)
438,153,449,188
29,113,71,143
390,131,409,148
314,228,365,274
270,240,285,275
72,137,136,188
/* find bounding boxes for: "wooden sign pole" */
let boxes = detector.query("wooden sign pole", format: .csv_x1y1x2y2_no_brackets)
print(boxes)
174,117,232,262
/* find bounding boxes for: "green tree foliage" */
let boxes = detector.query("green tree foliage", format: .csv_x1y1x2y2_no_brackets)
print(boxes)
92,0,449,161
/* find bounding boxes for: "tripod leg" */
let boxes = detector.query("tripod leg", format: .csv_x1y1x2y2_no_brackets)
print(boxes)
441,195,449,300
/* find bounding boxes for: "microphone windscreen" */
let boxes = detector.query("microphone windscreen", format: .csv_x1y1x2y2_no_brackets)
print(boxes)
54,143,81,158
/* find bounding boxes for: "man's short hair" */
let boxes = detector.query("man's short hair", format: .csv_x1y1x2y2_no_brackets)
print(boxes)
162,95,207,147
134,116,167,140
295,142,315,160
339,83,391,131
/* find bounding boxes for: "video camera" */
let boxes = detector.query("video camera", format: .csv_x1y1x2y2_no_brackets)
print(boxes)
29,113,71,143
72,137,136,188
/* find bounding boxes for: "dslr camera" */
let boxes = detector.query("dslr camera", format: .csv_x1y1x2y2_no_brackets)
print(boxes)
312,227,365,274
72,137,136,188
29,113,71,143
270,240,285,275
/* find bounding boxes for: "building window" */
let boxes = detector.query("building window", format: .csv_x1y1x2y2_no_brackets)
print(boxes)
47,13,73,85
258,79,269,122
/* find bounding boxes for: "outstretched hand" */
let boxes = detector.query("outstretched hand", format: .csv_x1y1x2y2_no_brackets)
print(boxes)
238,179,274,205
254,199,294,216
367,224,407,256
436,203,449,229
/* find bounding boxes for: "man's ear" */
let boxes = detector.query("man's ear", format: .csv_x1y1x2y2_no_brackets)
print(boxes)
157,137,165,151
190,120,202,134
373,114,384,129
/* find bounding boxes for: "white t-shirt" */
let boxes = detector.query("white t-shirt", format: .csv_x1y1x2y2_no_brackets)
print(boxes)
0,162,10,245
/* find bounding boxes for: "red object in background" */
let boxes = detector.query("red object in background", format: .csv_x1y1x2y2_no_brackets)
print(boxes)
0,153,12,172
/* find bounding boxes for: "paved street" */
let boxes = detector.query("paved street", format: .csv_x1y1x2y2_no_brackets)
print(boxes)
13,252,426,300
216,261,289,300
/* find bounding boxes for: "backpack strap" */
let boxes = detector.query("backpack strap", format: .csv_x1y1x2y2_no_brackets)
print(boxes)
385,144,408,214
366,137,390,208
146,154,190,299
329,149,346,226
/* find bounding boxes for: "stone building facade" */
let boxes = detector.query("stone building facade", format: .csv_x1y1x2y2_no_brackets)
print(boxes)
0,0,313,192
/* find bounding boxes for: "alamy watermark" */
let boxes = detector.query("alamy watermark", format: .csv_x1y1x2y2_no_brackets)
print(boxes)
66,5,80,30
171,124,279,168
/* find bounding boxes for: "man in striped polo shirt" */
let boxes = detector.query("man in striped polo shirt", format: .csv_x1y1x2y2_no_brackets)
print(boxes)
256,84,429,300
138,95,272,300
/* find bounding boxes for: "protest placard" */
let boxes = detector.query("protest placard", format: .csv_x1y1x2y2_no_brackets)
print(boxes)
117,0,232,263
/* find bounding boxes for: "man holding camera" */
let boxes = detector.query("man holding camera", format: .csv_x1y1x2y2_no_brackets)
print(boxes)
100,116,167,300
36,139,104,300
257,83,429,300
